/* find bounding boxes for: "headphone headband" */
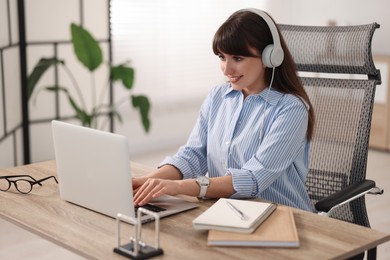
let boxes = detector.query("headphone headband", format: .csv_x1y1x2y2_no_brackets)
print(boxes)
240,8,284,68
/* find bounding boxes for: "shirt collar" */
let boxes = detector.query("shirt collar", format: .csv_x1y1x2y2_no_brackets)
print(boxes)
223,85,283,106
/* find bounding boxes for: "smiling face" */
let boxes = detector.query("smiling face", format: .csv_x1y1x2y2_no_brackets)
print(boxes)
213,11,273,98
218,49,266,98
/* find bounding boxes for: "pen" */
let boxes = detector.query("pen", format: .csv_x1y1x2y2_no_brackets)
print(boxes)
226,201,246,220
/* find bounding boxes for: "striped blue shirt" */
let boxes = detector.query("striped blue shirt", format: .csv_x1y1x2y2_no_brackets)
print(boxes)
160,83,314,211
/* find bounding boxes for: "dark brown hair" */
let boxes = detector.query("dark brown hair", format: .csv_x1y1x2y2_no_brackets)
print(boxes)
212,10,315,141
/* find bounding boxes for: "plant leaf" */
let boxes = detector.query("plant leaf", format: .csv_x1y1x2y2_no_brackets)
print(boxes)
111,64,134,89
27,58,64,100
71,23,102,72
131,95,151,132
46,86,92,126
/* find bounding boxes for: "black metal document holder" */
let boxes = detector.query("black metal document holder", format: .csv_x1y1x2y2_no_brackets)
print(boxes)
113,208,163,259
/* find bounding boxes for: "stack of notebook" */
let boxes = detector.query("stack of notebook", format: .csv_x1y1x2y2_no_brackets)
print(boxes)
192,198,299,247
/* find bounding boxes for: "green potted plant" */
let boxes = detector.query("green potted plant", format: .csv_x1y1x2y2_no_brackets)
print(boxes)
28,23,151,132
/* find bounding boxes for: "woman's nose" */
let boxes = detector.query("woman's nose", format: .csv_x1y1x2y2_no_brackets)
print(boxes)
222,60,234,75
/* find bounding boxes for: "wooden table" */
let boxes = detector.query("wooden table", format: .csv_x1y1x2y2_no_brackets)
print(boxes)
1,160,390,259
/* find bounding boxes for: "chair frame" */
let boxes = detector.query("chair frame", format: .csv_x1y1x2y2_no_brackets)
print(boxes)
280,23,383,260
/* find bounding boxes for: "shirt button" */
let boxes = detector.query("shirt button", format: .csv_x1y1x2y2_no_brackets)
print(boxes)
225,141,230,145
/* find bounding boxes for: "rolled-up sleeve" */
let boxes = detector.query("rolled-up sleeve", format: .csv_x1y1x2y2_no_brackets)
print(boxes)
226,169,258,198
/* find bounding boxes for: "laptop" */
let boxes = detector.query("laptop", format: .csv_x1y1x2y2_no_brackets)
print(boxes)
51,120,198,223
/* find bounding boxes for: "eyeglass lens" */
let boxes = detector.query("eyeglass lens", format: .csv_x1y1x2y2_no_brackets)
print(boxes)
0,178,33,194
0,178,10,191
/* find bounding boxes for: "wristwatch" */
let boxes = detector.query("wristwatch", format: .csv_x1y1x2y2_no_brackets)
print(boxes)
196,176,210,198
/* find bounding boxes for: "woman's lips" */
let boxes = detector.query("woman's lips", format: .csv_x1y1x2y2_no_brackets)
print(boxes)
228,75,243,83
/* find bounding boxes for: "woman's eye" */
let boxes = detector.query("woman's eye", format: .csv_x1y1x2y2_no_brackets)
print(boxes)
233,56,243,62
218,54,225,61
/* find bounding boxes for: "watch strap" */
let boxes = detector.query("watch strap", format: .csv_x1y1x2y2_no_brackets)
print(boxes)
198,183,208,198
196,176,210,198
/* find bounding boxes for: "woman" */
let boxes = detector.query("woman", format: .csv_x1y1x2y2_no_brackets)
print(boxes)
133,9,315,211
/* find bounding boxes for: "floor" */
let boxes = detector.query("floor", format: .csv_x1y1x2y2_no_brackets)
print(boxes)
0,148,389,259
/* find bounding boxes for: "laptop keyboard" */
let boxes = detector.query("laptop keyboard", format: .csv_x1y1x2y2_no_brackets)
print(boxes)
135,203,166,214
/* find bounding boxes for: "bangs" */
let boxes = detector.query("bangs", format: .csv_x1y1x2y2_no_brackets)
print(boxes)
212,22,257,57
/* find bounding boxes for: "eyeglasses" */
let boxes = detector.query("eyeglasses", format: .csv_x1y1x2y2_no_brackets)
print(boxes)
0,175,58,194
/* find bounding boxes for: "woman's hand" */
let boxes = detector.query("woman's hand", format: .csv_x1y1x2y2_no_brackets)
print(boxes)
132,176,148,193
133,174,235,206
133,178,181,206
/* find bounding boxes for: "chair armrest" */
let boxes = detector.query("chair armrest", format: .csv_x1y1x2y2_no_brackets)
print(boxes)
315,179,383,213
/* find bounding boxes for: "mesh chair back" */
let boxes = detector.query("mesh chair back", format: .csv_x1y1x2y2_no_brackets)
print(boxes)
279,23,380,227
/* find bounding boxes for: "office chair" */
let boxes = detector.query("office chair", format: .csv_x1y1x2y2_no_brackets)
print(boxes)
279,23,384,260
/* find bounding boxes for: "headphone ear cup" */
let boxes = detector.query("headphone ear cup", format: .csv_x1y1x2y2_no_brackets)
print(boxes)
262,44,274,68
262,44,284,68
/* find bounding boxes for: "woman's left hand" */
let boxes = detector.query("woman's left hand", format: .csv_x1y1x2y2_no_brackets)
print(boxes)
133,178,181,206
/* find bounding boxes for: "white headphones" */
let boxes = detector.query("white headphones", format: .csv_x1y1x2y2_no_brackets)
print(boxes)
240,8,284,68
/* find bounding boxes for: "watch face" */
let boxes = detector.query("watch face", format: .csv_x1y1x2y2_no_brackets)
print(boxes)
197,176,209,185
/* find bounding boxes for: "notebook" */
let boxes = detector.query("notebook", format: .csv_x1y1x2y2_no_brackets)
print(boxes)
207,206,299,247
192,198,277,233
51,120,198,223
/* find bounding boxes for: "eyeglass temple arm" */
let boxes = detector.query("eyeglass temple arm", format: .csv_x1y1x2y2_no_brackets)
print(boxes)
0,175,38,181
33,176,59,185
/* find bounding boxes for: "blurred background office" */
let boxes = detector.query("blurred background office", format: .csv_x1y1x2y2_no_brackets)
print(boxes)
1,0,390,168
0,0,389,259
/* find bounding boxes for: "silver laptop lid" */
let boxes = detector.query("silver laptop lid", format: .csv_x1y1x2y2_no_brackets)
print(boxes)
52,120,135,218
